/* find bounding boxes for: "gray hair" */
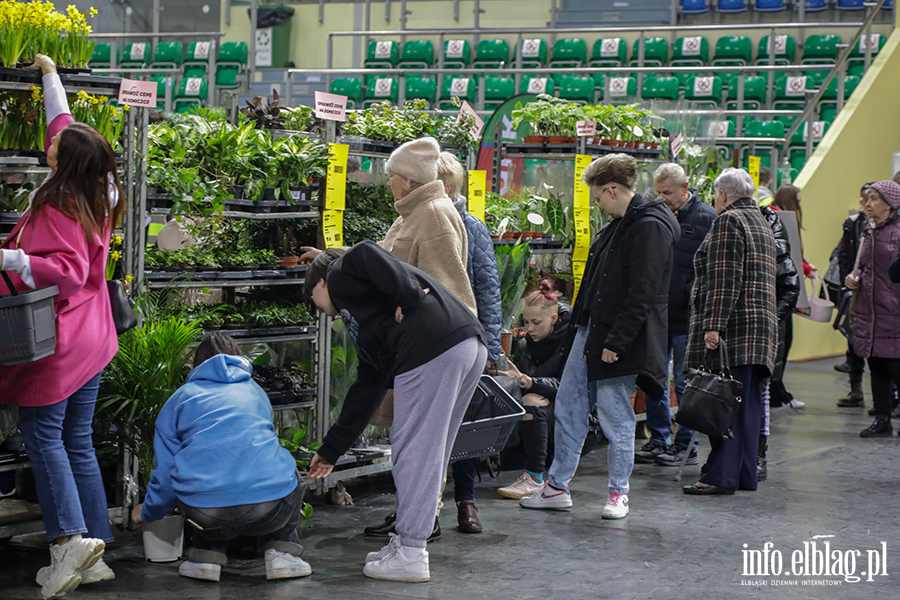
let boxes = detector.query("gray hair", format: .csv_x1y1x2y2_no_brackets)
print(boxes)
713,168,756,200
653,163,687,186
437,152,465,199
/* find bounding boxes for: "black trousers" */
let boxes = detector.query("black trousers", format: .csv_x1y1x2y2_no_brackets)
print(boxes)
177,478,305,566
769,316,794,406
867,357,900,418
846,339,866,375
521,403,555,474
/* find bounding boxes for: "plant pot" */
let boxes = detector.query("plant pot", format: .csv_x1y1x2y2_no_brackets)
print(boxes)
624,141,637,149
142,514,184,563
277,256,299,267
500,232,516,240
262,188,278,201
601,139,617,147
546,136,570,144
490,235,500,240
528,232,543,239
226,185,244,199
647,142,661,150
523,136,547,144
636,142,646,149
500,331,512,357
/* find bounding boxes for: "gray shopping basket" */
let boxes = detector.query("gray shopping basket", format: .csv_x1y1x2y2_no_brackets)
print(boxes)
450,375,525,463
0,271,58,366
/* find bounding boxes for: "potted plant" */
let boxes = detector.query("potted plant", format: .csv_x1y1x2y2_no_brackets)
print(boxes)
494,243,533,355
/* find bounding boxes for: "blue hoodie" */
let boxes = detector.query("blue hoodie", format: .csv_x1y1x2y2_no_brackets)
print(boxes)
141,354,298,523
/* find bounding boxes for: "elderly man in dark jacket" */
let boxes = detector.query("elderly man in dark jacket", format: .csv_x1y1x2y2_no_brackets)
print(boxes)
637,163,716,468
521,154,679,519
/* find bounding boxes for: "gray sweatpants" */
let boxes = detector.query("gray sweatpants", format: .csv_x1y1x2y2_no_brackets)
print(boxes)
391,336,487,548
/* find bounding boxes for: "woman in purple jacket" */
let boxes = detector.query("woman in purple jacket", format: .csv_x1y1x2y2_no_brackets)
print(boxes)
846,180,900,438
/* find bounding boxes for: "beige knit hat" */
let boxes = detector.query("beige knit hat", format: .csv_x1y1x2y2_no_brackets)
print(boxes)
385,137,440,184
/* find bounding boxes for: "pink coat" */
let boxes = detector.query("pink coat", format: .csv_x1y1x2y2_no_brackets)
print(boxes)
0,114,118,407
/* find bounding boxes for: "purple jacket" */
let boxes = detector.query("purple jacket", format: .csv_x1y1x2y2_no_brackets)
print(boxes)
852,214,900,359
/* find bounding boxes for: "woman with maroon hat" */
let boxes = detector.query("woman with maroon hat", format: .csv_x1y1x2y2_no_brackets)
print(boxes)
845,179,900,437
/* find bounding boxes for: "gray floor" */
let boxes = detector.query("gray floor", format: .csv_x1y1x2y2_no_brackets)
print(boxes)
2,358,899,599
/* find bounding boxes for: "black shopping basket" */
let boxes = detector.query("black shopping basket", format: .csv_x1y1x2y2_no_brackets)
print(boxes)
450,375,525,463
0,271,58,366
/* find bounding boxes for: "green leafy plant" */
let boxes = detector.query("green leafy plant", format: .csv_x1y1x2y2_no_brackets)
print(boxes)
682,143,730,205
495,243,533,331
342,100,436,142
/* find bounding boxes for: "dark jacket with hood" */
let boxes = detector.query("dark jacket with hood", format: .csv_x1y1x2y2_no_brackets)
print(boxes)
760,205,801,320
839,213,867,282
510,303,572,401
318,241,486,464
669,190,717,333
571,195,680,399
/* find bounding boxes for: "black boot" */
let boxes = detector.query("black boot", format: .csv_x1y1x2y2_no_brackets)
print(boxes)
363,513,441,542
757,434,768,482
860,416,892,438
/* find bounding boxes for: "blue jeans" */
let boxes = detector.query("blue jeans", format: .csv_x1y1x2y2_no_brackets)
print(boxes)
548,324,638,495
646,332,694,448
452,458,478,502
18,371,114,543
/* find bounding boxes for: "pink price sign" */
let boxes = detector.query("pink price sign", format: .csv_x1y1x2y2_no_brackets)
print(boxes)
117,79,158,108
314,91,348,122
576,120,597,137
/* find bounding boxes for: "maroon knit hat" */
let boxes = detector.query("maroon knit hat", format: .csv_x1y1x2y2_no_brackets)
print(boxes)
870,180,900,210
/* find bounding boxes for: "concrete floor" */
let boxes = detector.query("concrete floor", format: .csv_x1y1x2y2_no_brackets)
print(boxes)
2,358,899,599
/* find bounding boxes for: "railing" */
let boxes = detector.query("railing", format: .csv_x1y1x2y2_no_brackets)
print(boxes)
91,68,182,112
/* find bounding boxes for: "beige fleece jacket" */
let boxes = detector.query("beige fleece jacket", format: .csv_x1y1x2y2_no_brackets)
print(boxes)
379,180,477,315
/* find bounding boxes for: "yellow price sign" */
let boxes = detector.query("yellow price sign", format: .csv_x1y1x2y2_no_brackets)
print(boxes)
467,170,486,223
572,260,586,302
572,206,591,263
322,209,344,249
325,143,349,211
573,154,592,209
748,156,760,196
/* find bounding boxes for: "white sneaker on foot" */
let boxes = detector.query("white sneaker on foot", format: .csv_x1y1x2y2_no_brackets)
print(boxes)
264,548,312,579
788,398,806,409
178,560,222,582
363,546,429,582
41,535,105,600
37,558,115,587
601,493,629,519
497,473,544,499
366,533,400,563
518,483,573,510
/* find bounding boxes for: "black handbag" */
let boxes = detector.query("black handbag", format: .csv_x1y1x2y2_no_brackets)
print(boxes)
675,342,743,441
107,280,137,335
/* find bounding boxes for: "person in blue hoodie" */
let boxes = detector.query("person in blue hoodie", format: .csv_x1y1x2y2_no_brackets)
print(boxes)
131,333,309,583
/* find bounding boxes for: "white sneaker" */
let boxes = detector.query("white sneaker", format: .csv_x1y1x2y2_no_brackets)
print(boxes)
366,533,400,563
265,548,312,579
363,546,430,583
37,558,115,587
788,398,806,409
601,493,629,520
518,483,573,510
178,560,222,582
41,535,105,600
497,473,544,499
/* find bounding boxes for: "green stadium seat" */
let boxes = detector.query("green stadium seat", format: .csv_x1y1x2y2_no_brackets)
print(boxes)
590,72,606,91
519,75,555,96
802,34,842,64
472,39,510,69
606,76,638,103
184,41,215,74
819,104,838,122
398,40,434,69
549,38,587,85
629,37,669,66
330,78,364,108
364,77,399,107
149,74,172,110
590,38,627,67
725,75,767,109
757,34,796,65
773,75,815,108
684,75,723,105
439,77,476,110
218,42,248,68
805,69,831,86
89,43,114,68
742,120,786,170
822,75,860,101
215,65,242,88
558,76,595,104
708,119,736,139
484,75,515,110
120,42,151,68
849,33,887,64
174,76,208,112
514,38,548,69
365,41,400,68
183,65,208,79
789,120,830,146
405,77,437,106
150,42,183,69
848,62,865,78
443,39,471,69
671,36,709,65
641,75,680,101
713,35,752,65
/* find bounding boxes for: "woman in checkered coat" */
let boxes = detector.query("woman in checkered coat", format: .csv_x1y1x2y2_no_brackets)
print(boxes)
682,168,778,496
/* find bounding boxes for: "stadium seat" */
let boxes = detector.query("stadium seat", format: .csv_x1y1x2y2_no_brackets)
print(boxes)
821,75,861,102
439,77,476,110
549,38,587,85
365,41,400,69
398,40,434,70
514,38,548,69
805,69,831,86
606,76,638,103
802,34,842,64
404,77,437,106
837,0,866,9
218,42,248,68
590,38,627,67
789,120,830,146
684,76,723,106
680,0,710,14
184,41,215,74
630,37,668,66
443,39,471,69
797,0,828,12
641,76,680,101
120,42,150,68
756,0,787,11
848,62,865,78
717,0,748,12
149,74,172,110
849,33,887,63
725,75,767,110
773,75,815,108
150,42,183,69
174,76,208,113
364,77,399,107
89,43,115,68
472,39,510,69
713,35,752,66
484,76,515,110
671,36,709,65
742,121,786,169
757,35,795,65
519,75,555,96
558,76,595,104
330,78,364,108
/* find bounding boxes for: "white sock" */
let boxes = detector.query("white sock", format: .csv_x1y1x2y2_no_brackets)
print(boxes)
399,545,425,560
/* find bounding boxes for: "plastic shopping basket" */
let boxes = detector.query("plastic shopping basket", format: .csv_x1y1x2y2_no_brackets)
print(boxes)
0,271,58,366
450,374,525,463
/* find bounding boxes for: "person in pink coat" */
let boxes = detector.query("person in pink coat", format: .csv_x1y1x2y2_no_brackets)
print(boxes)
0,54,124,599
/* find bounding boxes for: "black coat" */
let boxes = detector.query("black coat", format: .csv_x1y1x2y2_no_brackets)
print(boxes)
838,214,867,281
571,196,680,399
510,304,572,401
669,191,717,333
760,205,801,320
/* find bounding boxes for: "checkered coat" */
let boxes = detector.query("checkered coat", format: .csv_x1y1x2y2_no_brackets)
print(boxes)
685,197,778,375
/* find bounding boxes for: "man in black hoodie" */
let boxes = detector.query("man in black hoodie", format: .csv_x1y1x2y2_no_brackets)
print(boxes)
520,154,679,519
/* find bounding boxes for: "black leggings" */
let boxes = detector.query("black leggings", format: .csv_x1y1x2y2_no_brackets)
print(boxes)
521,403,555,474
867,357,900,418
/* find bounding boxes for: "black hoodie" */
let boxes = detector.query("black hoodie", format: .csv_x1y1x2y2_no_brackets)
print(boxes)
571,195,680,398
510,303,572,401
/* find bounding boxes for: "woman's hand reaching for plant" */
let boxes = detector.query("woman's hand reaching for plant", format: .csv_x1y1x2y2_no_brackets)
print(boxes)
307,454,334,479
299,246,323,265
26,53,57,75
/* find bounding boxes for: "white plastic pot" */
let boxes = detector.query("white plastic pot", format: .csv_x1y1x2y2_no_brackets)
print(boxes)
142,514,184,562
